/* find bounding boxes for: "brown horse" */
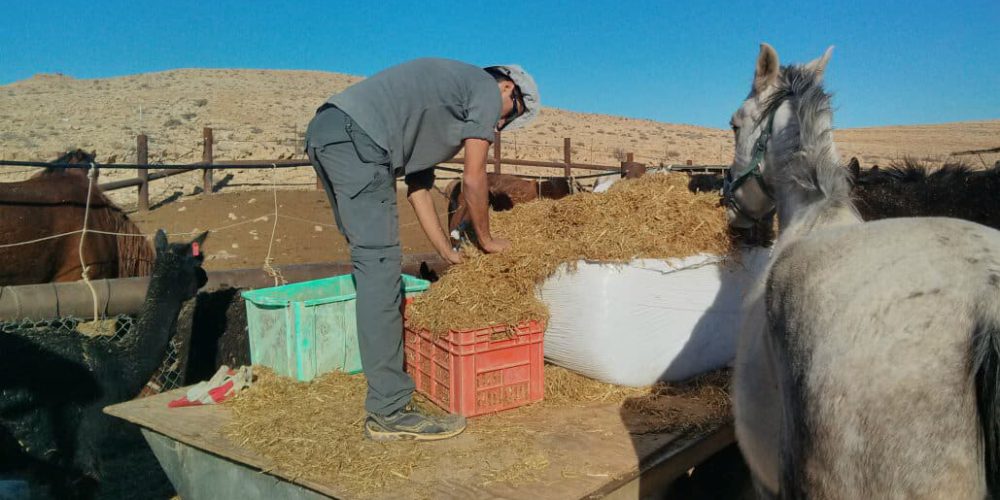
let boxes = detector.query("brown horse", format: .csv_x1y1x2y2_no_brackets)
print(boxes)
0,150,154,286
444,173,574,244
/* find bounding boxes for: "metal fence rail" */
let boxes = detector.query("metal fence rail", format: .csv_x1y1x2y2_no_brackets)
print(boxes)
0,314,188,395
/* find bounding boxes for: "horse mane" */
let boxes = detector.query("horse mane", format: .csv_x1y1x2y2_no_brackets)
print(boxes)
113,214,155,277
887,159,975,182
759,65,853,209
859,159,986,185
39,149,96,176
80,180,155,278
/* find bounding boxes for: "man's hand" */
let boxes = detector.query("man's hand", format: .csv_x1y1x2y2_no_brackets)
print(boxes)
442,248,464,264
479,237,511,254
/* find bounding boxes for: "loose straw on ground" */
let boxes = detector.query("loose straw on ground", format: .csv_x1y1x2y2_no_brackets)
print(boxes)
225,174,735,496
225,365,731,497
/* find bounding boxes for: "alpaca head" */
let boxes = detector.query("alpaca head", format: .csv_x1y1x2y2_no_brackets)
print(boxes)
150,230,209,302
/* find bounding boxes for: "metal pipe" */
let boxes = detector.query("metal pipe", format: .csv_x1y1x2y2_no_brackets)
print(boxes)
0,254,448,321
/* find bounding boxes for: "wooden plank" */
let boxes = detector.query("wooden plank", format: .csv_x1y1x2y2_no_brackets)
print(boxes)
106,389,730,499
594,424,735,499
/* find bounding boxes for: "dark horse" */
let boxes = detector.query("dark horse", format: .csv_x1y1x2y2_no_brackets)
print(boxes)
444,172,573,244
0,150,154,286
851,157,1000,230
721,158,1000,248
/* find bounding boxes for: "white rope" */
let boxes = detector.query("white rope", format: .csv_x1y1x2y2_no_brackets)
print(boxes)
261,164,286,286
79,164,100,321
0,215,272,249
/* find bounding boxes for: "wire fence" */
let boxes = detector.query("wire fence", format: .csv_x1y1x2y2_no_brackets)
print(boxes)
0,313,190,396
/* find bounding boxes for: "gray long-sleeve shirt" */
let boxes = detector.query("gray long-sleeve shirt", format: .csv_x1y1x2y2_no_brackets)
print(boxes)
326,58,502,175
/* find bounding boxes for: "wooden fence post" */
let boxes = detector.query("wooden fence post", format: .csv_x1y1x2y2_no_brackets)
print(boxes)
563,138,572,179
493,131,502,174
137,134,149,211
202,127,214,194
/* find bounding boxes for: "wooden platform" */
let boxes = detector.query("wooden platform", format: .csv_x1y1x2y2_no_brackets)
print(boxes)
106,388,733,499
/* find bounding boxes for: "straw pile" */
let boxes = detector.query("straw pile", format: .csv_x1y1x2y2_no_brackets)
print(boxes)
225,365,731,497
407,173,732,333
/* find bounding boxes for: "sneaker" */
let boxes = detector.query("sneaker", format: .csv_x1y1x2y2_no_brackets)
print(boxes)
364,406,467,442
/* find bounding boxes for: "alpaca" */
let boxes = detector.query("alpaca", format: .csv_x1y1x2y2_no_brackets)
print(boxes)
0,230,208,498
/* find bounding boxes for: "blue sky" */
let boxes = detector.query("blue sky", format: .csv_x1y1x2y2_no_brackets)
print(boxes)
2,0,997,129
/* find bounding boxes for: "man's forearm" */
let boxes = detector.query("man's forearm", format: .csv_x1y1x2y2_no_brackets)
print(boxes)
462,172,494,245
407,187,453,255
462,139,494,245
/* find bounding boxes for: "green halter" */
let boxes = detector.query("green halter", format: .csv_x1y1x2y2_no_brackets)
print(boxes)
729,110,776,199
722,109,777,223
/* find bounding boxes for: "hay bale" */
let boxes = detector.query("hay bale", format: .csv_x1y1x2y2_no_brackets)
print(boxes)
408,174,732,333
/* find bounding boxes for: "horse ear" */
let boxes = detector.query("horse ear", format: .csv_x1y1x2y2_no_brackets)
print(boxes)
848,157,861,181
190,231,209,255
154,229,169,253
805,46,834,83
753,43,781,94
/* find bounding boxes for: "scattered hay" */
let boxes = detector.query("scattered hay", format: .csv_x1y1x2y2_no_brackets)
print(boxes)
225,175,735,496
618,369,732,435
225,365,731,496
408,174,732,333
224,368,428,495
544,365,731,434
543,365,650,405
76,318,119,338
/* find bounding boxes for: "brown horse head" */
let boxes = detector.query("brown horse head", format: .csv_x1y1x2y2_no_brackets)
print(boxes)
34,149,97,178
620,162,647,179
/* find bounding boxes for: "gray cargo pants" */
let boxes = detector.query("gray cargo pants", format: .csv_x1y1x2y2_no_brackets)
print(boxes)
304,106,414,416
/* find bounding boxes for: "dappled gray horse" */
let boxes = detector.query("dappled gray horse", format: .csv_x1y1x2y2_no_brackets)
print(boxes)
723,44,1000,498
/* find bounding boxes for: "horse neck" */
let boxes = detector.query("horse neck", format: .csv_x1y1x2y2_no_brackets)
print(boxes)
769,139,860,245
765,98,860,243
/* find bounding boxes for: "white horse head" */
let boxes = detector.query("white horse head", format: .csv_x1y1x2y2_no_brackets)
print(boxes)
723,43,841,232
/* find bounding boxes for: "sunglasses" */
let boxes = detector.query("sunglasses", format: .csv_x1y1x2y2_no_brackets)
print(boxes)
503,85,525,124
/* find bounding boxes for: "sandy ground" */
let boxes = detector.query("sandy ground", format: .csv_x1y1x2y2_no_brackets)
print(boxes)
1,68,997,266
1,69,996,208
129,183,450,271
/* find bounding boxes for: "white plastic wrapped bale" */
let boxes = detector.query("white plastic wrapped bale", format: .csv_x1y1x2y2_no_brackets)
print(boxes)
537,247,770,386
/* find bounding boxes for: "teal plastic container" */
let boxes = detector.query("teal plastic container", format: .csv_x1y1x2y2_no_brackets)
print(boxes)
241,274,430,381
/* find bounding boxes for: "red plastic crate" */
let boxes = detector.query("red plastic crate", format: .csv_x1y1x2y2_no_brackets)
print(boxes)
404,320,545,417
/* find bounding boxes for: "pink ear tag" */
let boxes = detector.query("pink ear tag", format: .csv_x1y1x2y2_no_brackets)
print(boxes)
192,242,201,257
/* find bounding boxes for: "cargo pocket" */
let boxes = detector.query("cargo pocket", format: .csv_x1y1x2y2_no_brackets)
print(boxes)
346,119,390,166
